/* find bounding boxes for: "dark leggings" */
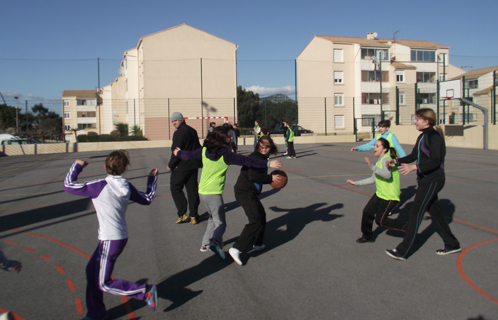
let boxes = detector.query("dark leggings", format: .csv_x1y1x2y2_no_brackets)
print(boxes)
233,191,266,252
361,194,406,238
287,142,296,157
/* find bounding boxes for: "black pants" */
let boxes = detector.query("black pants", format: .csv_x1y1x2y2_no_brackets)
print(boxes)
233,191,266,252
287,141,296,157
361,194,406,239
395,177,460,257
170,169,200,218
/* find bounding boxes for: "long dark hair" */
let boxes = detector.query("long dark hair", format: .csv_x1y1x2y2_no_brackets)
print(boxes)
255,135,279,156
377,138,397,159
203,125,231,153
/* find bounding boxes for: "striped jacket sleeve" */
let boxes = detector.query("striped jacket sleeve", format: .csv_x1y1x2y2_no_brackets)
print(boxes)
129,175,158,205
63,163,106,198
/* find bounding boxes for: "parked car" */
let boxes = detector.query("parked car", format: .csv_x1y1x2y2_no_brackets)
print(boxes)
291,124,313,136
1,138,40,145
269,126,286,135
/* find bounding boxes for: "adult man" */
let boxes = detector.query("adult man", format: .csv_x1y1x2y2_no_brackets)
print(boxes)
167,112,202,225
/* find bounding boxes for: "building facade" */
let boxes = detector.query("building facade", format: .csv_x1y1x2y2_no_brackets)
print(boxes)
62,90,100,142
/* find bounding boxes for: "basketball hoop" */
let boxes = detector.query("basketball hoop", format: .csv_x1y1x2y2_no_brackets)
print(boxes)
441,97,452,101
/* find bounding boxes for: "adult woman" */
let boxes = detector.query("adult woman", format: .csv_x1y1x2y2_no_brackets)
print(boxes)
347,138,407,243
385,108,460,260
174,125,282,260
229,136,282,266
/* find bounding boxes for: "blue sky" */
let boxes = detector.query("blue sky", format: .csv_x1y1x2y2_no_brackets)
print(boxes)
1,0,497,114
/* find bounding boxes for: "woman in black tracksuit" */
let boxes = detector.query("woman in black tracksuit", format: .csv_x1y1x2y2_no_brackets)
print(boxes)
228,136,282,266
385,108,461,261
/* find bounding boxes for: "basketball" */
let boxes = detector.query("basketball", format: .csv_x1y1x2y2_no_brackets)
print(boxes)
270,170,288,189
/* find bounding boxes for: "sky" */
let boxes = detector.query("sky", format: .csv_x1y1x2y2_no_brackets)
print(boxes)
1,0,498,115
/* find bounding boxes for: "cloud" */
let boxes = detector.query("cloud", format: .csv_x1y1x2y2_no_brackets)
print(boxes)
244,85,295,97
27,93,45,100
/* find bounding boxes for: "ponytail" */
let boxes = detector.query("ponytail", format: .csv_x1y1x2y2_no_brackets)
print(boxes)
389,147,397,160
434,125,444,138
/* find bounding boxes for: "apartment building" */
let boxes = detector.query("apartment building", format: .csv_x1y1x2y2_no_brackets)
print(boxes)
296,32,463,133
62,90,100,142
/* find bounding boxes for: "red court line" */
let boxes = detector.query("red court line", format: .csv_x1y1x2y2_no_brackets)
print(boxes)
22,247,34,252
40,255,51,261
4,240,17,245
54,265,65,274
67,280,76,291
456,238,498,304
3,228,136,320
74,298,84,314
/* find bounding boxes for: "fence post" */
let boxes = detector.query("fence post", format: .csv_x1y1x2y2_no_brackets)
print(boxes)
462,76,466,124
436,80,440,124
396,86,400,125
324,97,327,136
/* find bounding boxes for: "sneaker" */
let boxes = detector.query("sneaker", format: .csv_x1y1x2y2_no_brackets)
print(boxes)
189,216,197,225
200,245,209,252
175,214,190,224
209,242,226,260
1,313,14,320
253,244,266,251
229,247,243,266
283,152,288,155
145,284,157,311
436,247,462,255
356,236,375,244
292,156,296,159
286,156,292,159
385,249,406,261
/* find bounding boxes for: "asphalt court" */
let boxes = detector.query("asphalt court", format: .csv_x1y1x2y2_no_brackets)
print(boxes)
1,142,498,319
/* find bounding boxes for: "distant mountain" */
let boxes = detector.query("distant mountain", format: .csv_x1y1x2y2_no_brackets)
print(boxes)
260,93,294,103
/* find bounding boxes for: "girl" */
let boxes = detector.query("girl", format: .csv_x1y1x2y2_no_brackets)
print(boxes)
229,136,283,266
347,138,407,243
174,125,282,260
283,121,296,159
385,108,461,261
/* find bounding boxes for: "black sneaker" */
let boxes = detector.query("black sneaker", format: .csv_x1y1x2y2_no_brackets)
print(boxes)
385,249,406,261
356,236,375,243
436,247,462,255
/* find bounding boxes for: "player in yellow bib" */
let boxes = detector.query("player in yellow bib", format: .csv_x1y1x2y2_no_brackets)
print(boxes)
347,138,407,243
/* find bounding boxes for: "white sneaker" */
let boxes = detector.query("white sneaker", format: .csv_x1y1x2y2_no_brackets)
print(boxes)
229,247,243,266
283,152,288,155
286,156,292,159
200,244,209,252
253,244,266,251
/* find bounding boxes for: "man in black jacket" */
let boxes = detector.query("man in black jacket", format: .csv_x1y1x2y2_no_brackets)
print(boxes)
167,112,202,224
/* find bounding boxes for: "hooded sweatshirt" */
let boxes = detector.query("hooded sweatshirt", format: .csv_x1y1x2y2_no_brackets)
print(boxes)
64,163,157,240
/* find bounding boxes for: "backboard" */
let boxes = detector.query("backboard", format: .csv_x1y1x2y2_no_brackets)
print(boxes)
439,79,462,100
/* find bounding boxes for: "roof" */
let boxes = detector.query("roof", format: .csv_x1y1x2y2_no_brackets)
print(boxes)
473,86,495,96
315,35,448,49
62,90,98,98
391,62,417,70
451,66,498,80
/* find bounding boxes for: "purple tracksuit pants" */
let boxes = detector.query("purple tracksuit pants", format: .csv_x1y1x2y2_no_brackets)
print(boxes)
85,239,147,319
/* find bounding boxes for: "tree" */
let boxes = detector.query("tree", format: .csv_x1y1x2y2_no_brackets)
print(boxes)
130,125,143,137
115,122,128,137
237,86,261,128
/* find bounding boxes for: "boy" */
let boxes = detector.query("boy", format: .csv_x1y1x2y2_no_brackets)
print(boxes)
64,150,158,320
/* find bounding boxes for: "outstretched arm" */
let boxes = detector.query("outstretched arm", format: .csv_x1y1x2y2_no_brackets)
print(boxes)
129,169,158,205
63,161,106,198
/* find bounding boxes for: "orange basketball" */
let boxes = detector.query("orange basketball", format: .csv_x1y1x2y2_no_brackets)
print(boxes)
270,170,288,189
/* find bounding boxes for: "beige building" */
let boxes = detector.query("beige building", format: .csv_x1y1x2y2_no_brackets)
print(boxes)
102,23,238,140
62,90,100,142
296,33,464,133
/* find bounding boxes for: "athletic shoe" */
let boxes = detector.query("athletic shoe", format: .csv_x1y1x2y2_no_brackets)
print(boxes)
80,316,108,320
292,156,296,159
283,152,288,155
209,242,225,260
189,216,197,225
175,214,190,224
200,245,209,252
229,247,243,266
436,247,462,255
286,156,292,159
356,236,375,243
1,313,14,320
385,249,406,261
145,284,157,311
253,244,266,251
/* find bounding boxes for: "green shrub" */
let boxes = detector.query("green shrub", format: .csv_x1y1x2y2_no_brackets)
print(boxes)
87,131,98,136
87,135,100,142
76,135,88,142
110,130,120,141
239,127,252,135
99,134,112,142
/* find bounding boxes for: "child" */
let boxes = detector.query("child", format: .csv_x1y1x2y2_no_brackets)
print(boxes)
351,120,406,158
174,125,282,260
229,136,283,266
64,150,158,320
283,121,296,159
385,108,460,261
347,138,407,243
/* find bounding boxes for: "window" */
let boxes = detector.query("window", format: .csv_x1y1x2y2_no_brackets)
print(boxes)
77,111,96,118
64,112,70,119
468,79,478,89
334,115,345,129
76,99,96,106
362,70,388,82
396,71,404,82
334,71,343,84
362,93,389,104
334,94,344,106
63,100,69,106
77,123,96,129
361,48,389,60
399,92,405,105
64,125,71,131
418,93,436,104
416,72,436,83
333,49,343,62
362,114,381,126
411,50,436,62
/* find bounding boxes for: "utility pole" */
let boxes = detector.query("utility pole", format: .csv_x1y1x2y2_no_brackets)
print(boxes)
15,96,19,134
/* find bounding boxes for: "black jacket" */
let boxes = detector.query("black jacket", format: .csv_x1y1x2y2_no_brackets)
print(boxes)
234,151,273,195
168,122,202,171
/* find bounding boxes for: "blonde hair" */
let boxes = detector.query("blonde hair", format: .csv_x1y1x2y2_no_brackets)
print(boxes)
416,108,444,136
105,150,130,175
